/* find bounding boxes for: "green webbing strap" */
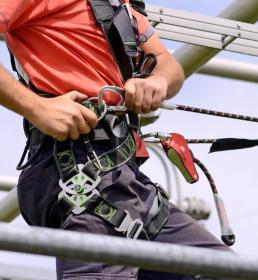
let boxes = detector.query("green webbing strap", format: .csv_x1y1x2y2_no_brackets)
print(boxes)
53,140,80,183
82,132,136,179
55,181,169,240
53,128,136,185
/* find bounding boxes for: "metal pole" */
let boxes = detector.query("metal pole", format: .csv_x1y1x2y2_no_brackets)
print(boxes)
146,143,174,198
0,187,20,222
174,0,258,78
170,49,258,83
0,175,17,191
0,222,258,279
198,58,258,83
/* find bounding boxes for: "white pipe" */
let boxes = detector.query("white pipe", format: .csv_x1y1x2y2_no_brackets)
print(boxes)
198,58,258,83
0,222,258,279
0,175,18,191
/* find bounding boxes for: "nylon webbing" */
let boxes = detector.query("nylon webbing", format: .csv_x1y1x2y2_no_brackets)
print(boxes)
53,140,79,183
55,183,169,240
144,188,170,239
54,131,136,184
81,131,136,178
88,0,137,81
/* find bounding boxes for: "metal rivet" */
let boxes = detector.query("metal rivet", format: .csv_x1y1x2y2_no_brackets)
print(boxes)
238,32,241,37
237,24,241,29
160,9,163,14
160,17,164,22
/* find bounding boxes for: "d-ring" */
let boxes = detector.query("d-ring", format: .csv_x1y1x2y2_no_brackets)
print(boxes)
86,96,108,122
98,86,125,109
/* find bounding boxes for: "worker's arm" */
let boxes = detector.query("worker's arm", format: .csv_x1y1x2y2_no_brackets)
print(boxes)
124,33,185,114
0,66,97,141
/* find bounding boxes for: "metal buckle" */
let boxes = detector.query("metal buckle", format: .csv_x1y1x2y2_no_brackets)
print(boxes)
88,151,103,171
115,211,144,239
59,164,101,195
125,113,140,131
98,86,125,109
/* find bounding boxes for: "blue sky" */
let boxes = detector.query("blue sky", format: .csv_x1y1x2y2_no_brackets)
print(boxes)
0,0,258,272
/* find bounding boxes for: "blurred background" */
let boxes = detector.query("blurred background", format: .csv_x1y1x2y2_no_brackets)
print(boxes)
0,0,258,276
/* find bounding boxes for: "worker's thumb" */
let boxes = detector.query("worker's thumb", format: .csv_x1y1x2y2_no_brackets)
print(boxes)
67,91,88,102
124,79,136,96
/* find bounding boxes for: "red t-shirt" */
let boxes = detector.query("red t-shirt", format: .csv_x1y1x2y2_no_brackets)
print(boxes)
1,0,154,157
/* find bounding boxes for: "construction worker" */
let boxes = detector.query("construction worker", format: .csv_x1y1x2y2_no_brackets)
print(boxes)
0,0,230,279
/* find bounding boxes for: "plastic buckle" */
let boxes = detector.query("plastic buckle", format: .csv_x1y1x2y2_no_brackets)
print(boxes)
155,183,169,199
58,189,100,215
127,219,144,239
59,164,101,195
115,211,144,239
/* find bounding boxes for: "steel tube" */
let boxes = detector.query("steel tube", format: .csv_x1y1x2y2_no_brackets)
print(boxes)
0,175,17,191
198,58,258,83
174,0,258,78
146,143,173,198
0,187,20,222
0,222,258,279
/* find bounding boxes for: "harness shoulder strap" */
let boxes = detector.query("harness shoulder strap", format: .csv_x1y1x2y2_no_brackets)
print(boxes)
88,0,138,81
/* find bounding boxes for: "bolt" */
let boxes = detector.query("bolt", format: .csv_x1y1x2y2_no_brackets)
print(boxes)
160,9,163,14
237,24,241,29
75,185,83,193
238,32,241,37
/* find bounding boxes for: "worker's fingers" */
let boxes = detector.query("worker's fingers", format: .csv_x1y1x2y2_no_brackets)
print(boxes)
76,111,92,135
79,105,98,129
68,124,80,141
133,83,144,114
66,90,88,102
124,79,136,110
142,84,153,113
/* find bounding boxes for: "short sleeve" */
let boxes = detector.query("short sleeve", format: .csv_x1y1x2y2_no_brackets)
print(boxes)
131,8,155,44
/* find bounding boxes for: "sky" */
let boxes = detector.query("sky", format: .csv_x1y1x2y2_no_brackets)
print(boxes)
0,0,258,276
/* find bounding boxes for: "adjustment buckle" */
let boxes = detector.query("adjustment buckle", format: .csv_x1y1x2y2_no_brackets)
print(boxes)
127,219,144,239
59,164,101,195
58,189,100,215
125,113,140,131
115,211,144,239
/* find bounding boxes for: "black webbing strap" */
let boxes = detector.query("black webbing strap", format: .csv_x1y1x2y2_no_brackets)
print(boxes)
52,127,170,239
81,131,136,179
88,0,137,81
53,182,169,240
53,140,80,183
144,185,170,239
54,131,136,184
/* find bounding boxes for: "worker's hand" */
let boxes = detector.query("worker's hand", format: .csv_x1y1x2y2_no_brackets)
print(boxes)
124,75,167,114
29,91,98,141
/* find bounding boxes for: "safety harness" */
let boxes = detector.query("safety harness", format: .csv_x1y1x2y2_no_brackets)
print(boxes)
11,0,170,240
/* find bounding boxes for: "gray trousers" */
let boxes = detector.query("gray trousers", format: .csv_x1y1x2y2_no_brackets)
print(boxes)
56,199,230,280
17,138,230,280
